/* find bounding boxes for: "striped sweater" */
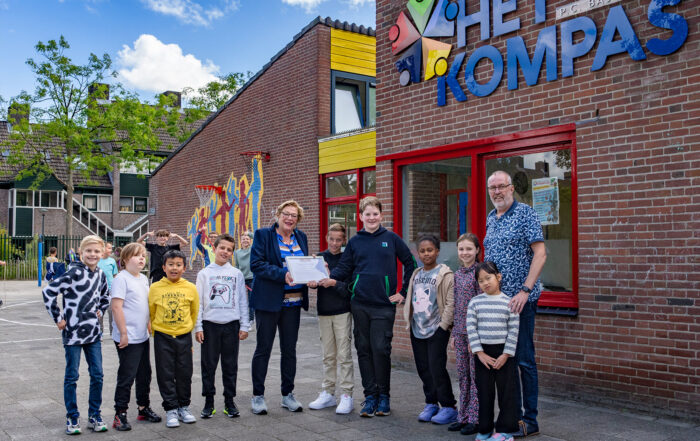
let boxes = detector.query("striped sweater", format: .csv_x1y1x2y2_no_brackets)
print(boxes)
466,292,519,356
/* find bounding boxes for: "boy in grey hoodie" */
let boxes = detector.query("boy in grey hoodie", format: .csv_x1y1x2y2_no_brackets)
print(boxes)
195,233,250,419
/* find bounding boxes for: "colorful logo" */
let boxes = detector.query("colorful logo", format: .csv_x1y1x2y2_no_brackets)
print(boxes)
390,0,458,86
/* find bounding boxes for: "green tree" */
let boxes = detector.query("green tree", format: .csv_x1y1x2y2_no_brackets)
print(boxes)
1,36,182,236
183,72,251,111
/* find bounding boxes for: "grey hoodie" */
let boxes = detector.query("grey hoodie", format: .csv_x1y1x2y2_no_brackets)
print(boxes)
195,262,250,332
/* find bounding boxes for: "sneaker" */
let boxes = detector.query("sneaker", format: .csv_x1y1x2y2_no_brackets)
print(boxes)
448,422,466,432
165,409,179,428
460,423,478,435
487,433,514,441
309,391,336,410
375,394,390,416
137,406,162,423
88,414,108,432
112,412,131,431
476,432,493,440
359,395,377,418
223,402,240,418
335,394,354,415
177,406,196,424
251,395,268,415
431,406,458,425
418,403,439,422
511,420,539,438
281,392,303,412
65,417,81,435
201,397,216,419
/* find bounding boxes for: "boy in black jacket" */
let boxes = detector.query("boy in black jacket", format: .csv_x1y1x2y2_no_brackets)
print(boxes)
323,196,416,418
309,224,354,414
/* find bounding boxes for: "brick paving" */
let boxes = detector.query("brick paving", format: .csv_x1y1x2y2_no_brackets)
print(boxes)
0,281,696,440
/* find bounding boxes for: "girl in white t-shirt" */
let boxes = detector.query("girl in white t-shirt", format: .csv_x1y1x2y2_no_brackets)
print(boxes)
111,243,162,431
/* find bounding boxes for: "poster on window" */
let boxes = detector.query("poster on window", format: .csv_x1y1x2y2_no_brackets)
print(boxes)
532,177,559,225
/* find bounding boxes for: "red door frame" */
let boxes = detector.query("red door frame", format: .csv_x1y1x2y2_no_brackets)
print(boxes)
379,124,578,308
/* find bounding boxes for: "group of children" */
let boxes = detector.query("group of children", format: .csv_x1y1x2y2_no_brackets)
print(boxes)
42,195,521,441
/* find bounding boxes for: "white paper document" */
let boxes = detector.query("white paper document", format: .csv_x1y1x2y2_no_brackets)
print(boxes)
285,256,329,284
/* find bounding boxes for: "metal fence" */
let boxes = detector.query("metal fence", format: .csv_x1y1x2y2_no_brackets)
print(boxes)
0,235,85,280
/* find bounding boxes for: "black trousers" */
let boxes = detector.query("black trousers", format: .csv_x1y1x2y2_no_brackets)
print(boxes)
410,326,456,407
351,302,395,397
251,306,300,396
201,320,240,402
114,340,152,412
154,331,193,411
474,344,519,435
245,279,255,322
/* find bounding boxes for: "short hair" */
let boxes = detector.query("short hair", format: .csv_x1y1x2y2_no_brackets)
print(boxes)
457,233,482,263
214,233,236,249
155,229,170,237
359,196,382,213
328,223,346,235
48,247,57,255
416,233,440,250
162,249,187,266
80,235,105,251
276,200,304,222
487,170,512,185
105,242,113,248
475,261,501,278
120,243,146,268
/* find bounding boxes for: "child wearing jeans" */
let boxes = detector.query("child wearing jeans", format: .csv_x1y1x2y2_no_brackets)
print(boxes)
149,250,199,428
42,235,110,435
111,243,162,431
467,261,519,441
402,234,457,425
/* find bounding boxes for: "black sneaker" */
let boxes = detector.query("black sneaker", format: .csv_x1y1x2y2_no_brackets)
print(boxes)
112,412,131,431
223,402,240,418
448,422,465,432
137,406,162,423
201,397,216,419
460,423,478,435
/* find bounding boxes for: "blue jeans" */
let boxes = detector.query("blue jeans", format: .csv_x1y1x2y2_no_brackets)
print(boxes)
64,341,103,419
513,301,538,427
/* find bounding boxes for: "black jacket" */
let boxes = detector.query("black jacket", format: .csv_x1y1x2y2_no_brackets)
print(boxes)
317,250,351,316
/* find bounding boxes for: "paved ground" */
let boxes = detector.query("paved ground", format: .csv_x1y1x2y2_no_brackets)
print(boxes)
0,281,697,441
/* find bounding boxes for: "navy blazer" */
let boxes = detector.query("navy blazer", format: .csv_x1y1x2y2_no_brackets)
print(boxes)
250,223,309,312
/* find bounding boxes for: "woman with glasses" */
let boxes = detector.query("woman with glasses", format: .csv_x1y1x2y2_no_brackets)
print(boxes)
249,200,309,415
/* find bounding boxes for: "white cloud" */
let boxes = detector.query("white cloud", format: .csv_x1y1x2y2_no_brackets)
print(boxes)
346,0,374,7
282,0,374,13
141,0,239,26
117,34,219,93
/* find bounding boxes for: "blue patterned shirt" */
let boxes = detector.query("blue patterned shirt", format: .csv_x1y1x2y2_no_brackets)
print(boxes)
278,232,304,307
484,201,544,303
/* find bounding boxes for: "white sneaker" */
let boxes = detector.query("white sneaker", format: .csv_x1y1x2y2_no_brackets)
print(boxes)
309,391,336,410
335,394,354,414
177,406,196,424
165,409,179,428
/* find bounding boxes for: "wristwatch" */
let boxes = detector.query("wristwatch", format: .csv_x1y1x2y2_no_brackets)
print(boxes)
521,285,532,294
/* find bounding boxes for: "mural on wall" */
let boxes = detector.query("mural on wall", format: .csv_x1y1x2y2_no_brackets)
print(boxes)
186,155,265,268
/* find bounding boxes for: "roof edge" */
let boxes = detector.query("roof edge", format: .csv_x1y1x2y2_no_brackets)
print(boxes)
151,16,375,177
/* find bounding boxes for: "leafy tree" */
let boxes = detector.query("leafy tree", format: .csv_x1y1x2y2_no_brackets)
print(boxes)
183,72,251,111
1,36,181,236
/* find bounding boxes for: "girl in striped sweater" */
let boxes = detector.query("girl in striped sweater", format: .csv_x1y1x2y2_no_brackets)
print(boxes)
467,261,519,441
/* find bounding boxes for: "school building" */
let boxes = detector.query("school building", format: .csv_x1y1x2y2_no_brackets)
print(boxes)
149,1,698,420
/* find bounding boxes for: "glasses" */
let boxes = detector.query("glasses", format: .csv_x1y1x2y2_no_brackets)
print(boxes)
280,212,298,219
488,184,512,193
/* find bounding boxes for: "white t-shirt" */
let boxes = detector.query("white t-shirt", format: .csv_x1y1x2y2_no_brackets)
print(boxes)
111,271,150,344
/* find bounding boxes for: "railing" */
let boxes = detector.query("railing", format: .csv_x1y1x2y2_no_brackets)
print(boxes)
63,191,115,240
121,213,149,241
0,235,85,281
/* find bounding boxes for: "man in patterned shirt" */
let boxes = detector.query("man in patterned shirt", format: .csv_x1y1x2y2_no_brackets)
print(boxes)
483,171,547,438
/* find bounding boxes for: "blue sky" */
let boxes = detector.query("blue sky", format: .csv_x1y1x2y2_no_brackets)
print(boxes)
0,0,375,105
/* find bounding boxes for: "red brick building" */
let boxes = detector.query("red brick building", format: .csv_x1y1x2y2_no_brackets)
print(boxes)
376,0,698,419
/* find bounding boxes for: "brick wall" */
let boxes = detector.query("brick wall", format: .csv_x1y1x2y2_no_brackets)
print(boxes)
149,24,331,281
377,0,699,418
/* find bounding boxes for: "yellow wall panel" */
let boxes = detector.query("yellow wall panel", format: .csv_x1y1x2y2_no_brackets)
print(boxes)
319,130,376,174
330,28,376,77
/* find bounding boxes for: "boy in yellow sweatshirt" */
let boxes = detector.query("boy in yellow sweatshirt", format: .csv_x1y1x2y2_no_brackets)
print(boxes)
149,250,199,428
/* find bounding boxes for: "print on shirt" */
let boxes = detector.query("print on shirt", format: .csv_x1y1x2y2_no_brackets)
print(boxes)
162,294,187,324
411,267,440,339
413,287,431,314
207,275,237,309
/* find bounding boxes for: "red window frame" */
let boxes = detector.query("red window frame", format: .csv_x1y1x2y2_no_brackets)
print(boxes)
378,124,578,309
319,167,376,251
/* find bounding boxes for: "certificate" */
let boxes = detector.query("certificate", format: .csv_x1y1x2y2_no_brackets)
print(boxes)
285,256,329,284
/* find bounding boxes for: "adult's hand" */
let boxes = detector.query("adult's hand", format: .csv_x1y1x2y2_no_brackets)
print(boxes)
285,272,294,286
307,281,318,288
509,291,529,314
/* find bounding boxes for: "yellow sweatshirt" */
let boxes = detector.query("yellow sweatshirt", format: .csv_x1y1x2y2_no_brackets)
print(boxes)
149,277,199,337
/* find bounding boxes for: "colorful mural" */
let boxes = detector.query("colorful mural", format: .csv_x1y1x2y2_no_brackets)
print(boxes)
186,155,265,268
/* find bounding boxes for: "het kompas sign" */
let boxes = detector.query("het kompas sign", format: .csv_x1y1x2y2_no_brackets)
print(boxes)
434,0,689,106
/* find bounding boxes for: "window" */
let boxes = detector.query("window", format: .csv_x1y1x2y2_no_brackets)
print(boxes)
16,190,31,207
119,196,148,213
40,191,59,208
83,194,111,212
320,167,376,249
134,197,148,213
119,197,133,212
332,71,376,134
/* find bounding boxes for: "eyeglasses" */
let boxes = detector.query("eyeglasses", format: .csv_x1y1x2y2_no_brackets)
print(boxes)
280,212,298,219
488,184,512,193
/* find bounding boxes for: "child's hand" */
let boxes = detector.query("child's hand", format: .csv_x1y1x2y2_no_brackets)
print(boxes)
195,331,204,344
492,353,510,370
388,293,404,304
57,320,66,330
96,310,102,319
319,278,336,288
239,331,248,341
118,335,129,349
449,337,455,350
307,281,318,288
147,322,152,335
477,351,495,369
